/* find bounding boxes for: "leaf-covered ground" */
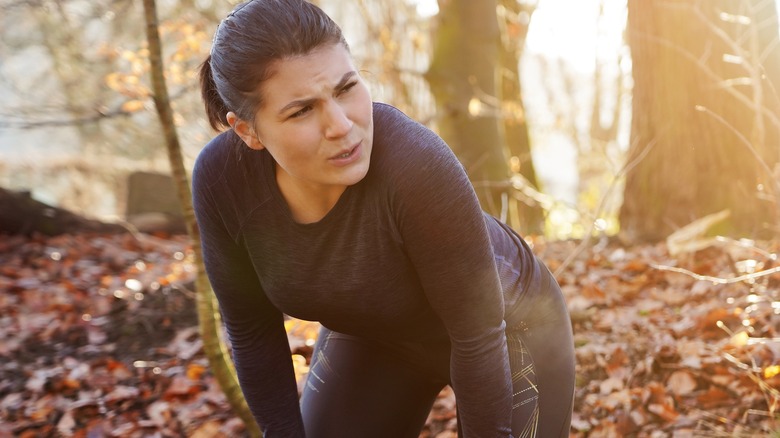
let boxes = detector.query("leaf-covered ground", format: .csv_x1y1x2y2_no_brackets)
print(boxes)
1,232,779,437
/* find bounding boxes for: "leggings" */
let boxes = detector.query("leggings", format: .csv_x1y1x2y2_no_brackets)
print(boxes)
300,280,575,438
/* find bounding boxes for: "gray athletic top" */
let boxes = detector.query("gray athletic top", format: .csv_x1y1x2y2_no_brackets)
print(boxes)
192,102,547,436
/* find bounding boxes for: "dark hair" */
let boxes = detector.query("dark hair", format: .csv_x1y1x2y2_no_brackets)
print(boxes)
199,0,348,131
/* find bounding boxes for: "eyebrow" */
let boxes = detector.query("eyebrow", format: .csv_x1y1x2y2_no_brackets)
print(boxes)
277,71,358,116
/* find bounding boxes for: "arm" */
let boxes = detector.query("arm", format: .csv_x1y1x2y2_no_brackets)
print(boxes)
192,146,304,437
386,116,513,436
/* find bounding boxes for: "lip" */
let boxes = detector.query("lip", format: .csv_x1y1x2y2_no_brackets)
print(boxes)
328,142,362,167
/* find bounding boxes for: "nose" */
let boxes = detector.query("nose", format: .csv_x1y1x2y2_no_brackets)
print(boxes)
323,101,353,140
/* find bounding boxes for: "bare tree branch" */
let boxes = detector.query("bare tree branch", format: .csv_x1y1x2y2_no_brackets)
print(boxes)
141,0,261,435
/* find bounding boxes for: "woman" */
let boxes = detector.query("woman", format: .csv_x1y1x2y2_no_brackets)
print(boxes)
194,0,575,436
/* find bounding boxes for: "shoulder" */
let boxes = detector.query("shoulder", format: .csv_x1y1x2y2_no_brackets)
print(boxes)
370,102,465,183
372,102,446,153
193,130,243,188
192,131,272,234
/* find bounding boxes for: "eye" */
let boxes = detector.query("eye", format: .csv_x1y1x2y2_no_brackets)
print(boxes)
337,81,358,96
289,105,312,119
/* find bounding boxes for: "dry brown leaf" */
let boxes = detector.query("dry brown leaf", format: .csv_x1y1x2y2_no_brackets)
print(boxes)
676,341,705,369
147,400,172,426
623,258,649,272
629,406,650,427
602,388,631,411
599,376,624,395
164,376,200,400
697,386,732,408
104,385,140,403
605,347,629,374
647,402,679,422
581,283,607,303
56,410,76,437
190,420,225,438
186,363,207,380
667,370,697,396
588,421,619,438
643,381,669,405
696,307,740,337
570,413,592,432
651,287,689,306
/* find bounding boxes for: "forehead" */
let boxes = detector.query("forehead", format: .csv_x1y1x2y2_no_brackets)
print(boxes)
260,44,355,105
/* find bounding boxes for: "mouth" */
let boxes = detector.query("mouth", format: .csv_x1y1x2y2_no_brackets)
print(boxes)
330,142,360,160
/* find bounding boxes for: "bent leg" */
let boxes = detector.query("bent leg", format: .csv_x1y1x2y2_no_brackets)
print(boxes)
301,328,448,438
510,274,575,437
506,330,541,437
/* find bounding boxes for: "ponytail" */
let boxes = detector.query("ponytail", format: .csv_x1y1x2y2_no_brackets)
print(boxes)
199,55,230,131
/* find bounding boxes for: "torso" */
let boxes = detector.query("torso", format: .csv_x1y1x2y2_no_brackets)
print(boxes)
197,102,543,340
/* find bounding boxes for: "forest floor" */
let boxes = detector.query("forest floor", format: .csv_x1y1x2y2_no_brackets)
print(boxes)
1,231,780,437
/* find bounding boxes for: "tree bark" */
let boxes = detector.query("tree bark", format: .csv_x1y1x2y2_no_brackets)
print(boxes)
498,0,544,234
620,0,780,242
426,0,508,217
140,0,262,436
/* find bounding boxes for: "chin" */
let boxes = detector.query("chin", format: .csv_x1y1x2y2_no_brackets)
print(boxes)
344,161,370,186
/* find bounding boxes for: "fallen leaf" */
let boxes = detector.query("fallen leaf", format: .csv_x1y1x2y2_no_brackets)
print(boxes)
186,363,206,381
602,388,631,411
146,400,172,426
647,402,679,422
667,370,697,396
104,385,140,403
190,420,225,438
582,283,607,304
764,365,780,379
56,411,76,437
570,413,592,432
605,347,629,378
599,377,624,395
164,376,200,400
697,386,732,408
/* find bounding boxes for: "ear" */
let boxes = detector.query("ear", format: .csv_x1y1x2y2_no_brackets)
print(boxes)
227,111,265,150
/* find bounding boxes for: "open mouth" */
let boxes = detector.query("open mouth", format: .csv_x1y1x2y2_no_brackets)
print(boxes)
331,143,359,160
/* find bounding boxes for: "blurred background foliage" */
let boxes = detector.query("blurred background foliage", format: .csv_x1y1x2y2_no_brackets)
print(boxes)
0,0,778,242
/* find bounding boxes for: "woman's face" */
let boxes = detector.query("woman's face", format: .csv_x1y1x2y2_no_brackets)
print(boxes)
234,43,373,199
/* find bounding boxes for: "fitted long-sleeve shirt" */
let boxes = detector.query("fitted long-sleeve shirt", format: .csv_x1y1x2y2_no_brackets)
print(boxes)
192,102,547,436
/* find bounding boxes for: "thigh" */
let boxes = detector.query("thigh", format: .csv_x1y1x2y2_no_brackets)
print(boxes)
301,328,447,438
509,283,575,438
453,318,573,438
506,329,541,438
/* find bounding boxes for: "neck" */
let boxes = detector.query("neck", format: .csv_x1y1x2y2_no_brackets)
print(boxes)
275,167,345,224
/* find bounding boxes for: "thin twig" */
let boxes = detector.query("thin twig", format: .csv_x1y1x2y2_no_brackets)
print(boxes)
649,263,780,284
629,29,780,132
553,135,657,278
695,105,780,209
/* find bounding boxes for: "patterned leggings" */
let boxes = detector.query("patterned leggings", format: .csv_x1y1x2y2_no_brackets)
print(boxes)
300,287,574,438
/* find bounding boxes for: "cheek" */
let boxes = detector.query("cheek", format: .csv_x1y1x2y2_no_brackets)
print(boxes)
281,132,323,164
354,90,373,125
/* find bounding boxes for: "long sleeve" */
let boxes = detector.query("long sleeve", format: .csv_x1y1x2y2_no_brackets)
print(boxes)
192,141,305,437
381,111,513,436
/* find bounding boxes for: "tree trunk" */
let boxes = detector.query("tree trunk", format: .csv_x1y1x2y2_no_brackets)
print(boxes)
140,1,262,436
0,188,124,236
620,0,780,242
497,0,544,234
426,0,507,217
